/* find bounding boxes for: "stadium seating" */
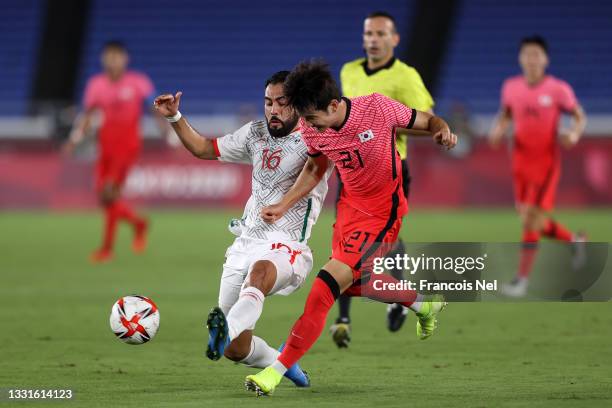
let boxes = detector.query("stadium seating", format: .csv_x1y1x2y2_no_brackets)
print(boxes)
76,0,413,113
3,1,611,117
0,0,44,115
437,0,612,113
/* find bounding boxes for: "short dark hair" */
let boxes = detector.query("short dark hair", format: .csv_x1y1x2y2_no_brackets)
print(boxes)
366,11,397,31
102,40,127,53
284,60,341,113
519,35,548,54
264,70,290,88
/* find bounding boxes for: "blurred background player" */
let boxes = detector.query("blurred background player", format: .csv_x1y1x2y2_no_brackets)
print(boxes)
331,11,436,346
489,36,587,297
154,71,332,387
63,41,169,263
246,61,455,396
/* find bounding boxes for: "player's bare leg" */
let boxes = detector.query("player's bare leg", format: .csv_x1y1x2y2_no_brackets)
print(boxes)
245,259,353,395
206,260,310,387
245,258,446,395
223,330,254,362
227,261,276,341
207,260,277,360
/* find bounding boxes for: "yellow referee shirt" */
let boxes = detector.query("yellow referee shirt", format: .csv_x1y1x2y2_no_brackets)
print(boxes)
340,57,434,159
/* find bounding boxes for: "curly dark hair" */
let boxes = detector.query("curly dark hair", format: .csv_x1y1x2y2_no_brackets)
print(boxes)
283,59,341,113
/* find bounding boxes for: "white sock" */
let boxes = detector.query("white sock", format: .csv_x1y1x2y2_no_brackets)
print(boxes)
408,293,425,313
271,360,288,376
226,286,265,341
239,336,280,368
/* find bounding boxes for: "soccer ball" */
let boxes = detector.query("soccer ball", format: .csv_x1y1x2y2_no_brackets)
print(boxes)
109,295,160,345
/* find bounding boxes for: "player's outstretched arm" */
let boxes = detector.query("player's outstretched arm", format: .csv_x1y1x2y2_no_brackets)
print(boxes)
488,107,512,149
560,105,587,148
404,110,457,149
261,154,329,224
153,92,217,160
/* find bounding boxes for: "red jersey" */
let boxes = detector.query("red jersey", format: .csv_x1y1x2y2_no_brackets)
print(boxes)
501,75,578,180
300,93,414,218
83,71,154,156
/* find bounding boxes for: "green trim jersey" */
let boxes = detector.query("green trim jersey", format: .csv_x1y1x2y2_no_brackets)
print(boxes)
212,120,331,243
340,57,434,159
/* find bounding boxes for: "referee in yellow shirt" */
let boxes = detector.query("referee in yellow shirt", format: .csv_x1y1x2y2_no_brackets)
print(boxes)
330,11,435,348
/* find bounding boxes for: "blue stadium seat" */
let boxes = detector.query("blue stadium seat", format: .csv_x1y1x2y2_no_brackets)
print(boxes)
437,0,612,113
0,0,44,115
76,0,414,113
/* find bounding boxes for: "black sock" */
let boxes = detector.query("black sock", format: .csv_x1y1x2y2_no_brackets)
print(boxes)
388,239,406,280
337,294,351,323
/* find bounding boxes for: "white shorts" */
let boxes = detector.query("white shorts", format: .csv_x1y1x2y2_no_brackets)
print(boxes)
218,236,313,322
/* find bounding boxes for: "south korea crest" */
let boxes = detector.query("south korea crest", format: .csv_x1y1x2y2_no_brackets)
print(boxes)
538,94,552,107
358,129,375,143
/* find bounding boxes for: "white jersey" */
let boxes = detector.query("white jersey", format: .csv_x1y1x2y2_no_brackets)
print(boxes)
214,120,331,243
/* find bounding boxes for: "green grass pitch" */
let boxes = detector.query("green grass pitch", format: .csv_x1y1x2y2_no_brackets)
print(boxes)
1,208,611,407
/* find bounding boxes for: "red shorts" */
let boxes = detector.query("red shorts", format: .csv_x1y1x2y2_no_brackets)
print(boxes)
513,165,560,211
95,153,137,192
332,197,403,282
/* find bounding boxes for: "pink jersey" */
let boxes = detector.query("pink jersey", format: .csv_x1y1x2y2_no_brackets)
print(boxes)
501,75,578,178
301,93,414,218
83,70,154,156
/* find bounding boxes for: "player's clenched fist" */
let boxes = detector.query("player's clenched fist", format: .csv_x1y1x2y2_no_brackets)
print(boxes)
433,130,457,150
261,203,287,224
153,92,182,117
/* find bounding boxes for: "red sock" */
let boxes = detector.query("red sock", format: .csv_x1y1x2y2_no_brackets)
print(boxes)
518,230,540,279
541,218,573,242
112,200,144,226
348,273,418,307
101,205,119,251
278,271,338,369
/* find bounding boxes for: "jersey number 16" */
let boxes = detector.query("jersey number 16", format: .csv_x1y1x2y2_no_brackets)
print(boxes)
262,149,282,170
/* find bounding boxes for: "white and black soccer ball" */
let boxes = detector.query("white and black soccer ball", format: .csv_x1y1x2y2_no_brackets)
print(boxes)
109,295,160,345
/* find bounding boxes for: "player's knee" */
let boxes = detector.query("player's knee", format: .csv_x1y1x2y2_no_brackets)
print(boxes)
245,260,276,294
223,340,249,362
100,184,118,205
99,191,113,206
523,207,544,231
